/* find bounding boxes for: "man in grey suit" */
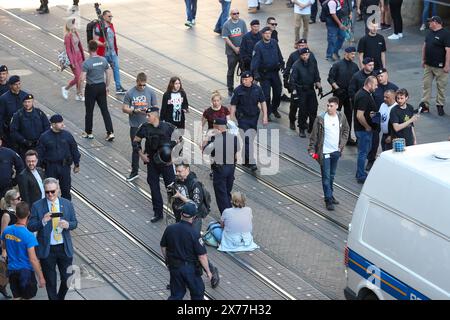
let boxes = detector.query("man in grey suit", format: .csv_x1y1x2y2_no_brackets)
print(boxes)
17,150,45,206
28,177,78,300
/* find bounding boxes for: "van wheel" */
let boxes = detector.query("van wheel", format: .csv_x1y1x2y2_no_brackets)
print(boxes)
360,291,379,300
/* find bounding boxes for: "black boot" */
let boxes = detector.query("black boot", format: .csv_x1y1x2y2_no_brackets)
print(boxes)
289,121,296,130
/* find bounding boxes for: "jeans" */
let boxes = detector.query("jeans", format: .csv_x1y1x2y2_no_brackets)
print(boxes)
325,17,345,58
84,83,114,135
320,151,341,202
214,0,231,32
40,244,73,300
260,71,282,115
105,54,122,90
389,0,403,34
355,130,373,180
422,0,437,24
185,0,198,22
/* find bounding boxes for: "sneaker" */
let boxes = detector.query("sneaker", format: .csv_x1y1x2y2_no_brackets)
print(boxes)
81,132,94,139
213,29,222,34
185,21,193,28
437,105,445,116
309,20,316,24
38,7,49,14
388,34,400,40
115,86,127,95
326,201,335,211
398,33,403,38
150,215,163,223
210,266,220,288
36,4,43,11
381,23,391,30
332,197,340,205
272,110,281,118
61,86,68,100
105,133,115,142
243,163,258,171
420,24,426,31
265,0,273,4
75,94,85,102
126,172,139,182
299,129,306,138
191,19,196,25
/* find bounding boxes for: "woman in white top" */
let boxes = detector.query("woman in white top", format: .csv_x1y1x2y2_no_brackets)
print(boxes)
218,192,259,252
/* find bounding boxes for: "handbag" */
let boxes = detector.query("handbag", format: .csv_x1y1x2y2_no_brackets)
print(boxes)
202,221,223,248
57,49,70,71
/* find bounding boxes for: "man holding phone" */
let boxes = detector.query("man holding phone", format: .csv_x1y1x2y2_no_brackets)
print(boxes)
28,177,78,300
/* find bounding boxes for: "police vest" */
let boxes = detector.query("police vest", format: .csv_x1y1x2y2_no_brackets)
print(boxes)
234,85,261,119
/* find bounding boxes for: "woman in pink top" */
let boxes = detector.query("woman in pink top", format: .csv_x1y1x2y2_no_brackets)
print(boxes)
61,19,85,101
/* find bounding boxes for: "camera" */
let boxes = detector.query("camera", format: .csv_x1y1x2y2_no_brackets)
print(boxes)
166,182,176,198
94,3,102,19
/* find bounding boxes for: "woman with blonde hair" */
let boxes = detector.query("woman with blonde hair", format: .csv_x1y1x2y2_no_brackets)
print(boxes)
218,191,259,252
61,18,85,101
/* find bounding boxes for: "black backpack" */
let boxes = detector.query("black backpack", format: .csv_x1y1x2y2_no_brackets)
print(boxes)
86,20,99,44
188,178,212,218
320,0,339,23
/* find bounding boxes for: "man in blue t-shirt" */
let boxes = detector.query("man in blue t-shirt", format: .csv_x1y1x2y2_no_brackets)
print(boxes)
1,202,45,299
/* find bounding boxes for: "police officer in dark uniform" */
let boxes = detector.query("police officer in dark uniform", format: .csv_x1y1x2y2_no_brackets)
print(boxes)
0,65,9,96
36,114,81,200
348,57,375,102
10,94,50,159
251,26,284,119
289,48,322,138
0,75,28,148
283,39,318,130
0,136,24,198
239,19,262,72
327,46,360,145
133,107,178,223
204,118,240,214
229,71,268,171
160,201,213,300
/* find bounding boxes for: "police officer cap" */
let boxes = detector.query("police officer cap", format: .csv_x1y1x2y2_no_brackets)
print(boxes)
8,75,20,85
296,38,307,44
300,48,310,55
181,201,198,217
428,16,442,24
146,106,160,113
241,70,253,79
362,57,374,65
213,118,227,126
344,46,356,53
250,19,260,26
23,94,33,102
376,68,387,76
260,26,272,33
50,114,64,123
0,65,7,72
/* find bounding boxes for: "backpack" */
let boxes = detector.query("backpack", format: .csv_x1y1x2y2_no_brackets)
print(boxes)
86,20,99,44
202,221,223,247
319,0,339,23
187,178,212,218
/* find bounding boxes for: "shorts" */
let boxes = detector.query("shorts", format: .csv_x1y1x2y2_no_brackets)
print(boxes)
8,269,38,300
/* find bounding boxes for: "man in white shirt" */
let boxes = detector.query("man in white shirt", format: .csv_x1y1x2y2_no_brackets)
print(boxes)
378,89,397,151
308,97,349,211
292,0,315,41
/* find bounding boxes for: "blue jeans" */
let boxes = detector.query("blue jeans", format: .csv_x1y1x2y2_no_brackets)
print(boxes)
422,0,437,24
320,151,340,202
185,0,197,22
325,17,345,58
214,0,231,32
355,130,373,180
105,54,122,90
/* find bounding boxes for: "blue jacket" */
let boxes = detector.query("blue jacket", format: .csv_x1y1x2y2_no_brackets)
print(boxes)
0,90,28,138
0,146,24,188
28,197,78,259
240,31,262,63
251,39,284,78
10,107,50,146
37,129,81,166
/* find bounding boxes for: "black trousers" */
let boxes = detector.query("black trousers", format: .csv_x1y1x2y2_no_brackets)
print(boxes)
84,83,114,135
130,127,140,174
310,1,318,21
40,244,73,301
226,53,240,92
389,0,403,34
298,89,318,132
336,94,353,140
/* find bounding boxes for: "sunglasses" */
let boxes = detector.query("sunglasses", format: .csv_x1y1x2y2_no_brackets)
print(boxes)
270,23,278,26
232,12,239,15
137,84,146,87
45,190,57,194
14,196,21,201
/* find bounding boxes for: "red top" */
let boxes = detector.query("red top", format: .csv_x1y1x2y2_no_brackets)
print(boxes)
95,22,118,57
202,106,230,129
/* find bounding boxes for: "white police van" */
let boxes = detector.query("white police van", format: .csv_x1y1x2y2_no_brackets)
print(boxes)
344,141,450,300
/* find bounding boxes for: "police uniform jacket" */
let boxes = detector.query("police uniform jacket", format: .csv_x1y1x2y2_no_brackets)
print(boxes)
0,84,8,96
36,129,81,167
0,90,28,138
373,82,398,109
10,107,50,146
230,84,266,120
348,70,374,101
289,58,320,92
283,50,317,81
240,31,262,64
0,146,24,188
327,58,360,94
251,39,284,77
135,121,176,158
160,220,207,269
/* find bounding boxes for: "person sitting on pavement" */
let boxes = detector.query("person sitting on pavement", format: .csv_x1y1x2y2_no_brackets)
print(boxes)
218,191,259,252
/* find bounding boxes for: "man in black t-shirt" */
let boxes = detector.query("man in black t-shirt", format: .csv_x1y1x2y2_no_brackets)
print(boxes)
357,0,383,34
353,76,378,183
419,16,450,116
390,88,419,146
357,22,386,70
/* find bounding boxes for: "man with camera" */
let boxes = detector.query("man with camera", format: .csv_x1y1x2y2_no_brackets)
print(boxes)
133,107,178,223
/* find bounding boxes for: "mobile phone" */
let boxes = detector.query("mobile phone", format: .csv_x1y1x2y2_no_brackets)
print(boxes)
50,212,62,218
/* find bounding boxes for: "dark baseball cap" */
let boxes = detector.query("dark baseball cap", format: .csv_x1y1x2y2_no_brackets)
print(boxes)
181,201,198,217
146,106,160,113
50,114,63,123
428,16,442,24
300,48,310,55
250,19,260,26
261,26,272,33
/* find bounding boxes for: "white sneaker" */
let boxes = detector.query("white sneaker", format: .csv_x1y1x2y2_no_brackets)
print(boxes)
191,19,195,25
265,0,273,4
388,34,400,40
105,133,115,142
75,94,85,102
420,24,426,31
61,86,68,100
398,33,403,38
